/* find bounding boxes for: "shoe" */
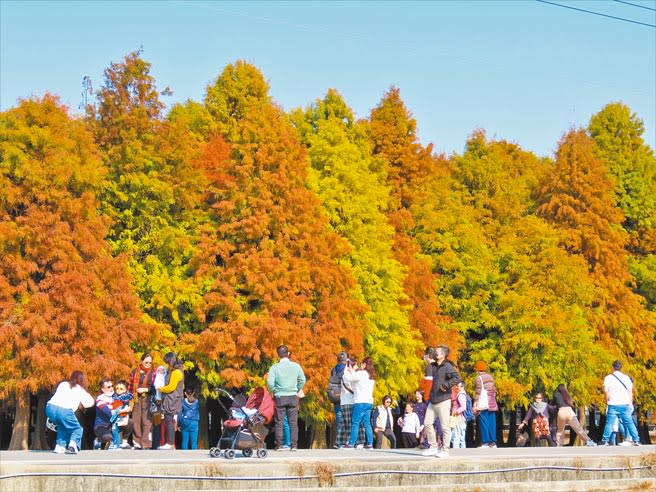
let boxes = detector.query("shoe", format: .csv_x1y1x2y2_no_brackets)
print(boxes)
65,443,79,455
599,441,610,447
342,444,355,450
437,450,450,458
618,441,633,447
363,445,373,450
93,439,101,450
421,447,438,457
158,443,175,450
356,444,364,449
632,441,641,446
332,444,340,449
132,443,142,450
586,440,597,447
289,446,297,452
53,444,66,454
107,444,121,451
488,442,497,448
120,441,131,449
478,444,490,448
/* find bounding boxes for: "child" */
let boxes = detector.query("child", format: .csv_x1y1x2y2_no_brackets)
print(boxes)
151,365,168,448
111,380,134,449
450,381,468,448
179,389,200,450
398,402,422,448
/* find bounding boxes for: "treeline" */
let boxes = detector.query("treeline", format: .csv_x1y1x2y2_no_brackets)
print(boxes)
1,52,655,449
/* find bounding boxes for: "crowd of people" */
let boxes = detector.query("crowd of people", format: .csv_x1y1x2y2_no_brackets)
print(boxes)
45,352,198,454
44,345,642,455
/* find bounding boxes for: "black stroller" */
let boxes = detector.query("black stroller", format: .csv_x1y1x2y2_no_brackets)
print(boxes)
209,387,274,459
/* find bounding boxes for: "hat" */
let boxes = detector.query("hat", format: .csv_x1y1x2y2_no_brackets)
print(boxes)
474,360,487,372
612,360,622,370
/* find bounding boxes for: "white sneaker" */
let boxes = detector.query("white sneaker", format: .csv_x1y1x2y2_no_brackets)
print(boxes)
586,440,597,447
618,441,633,447
65,442,79,455
53,444,66,454
158,443,175,450
421,447,438,457
132,442,142,449
437,450,450,458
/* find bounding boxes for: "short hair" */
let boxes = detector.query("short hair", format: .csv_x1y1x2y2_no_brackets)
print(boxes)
436,345,450,359
277,345,289,358
612,360,622,371
337,351,349,363
116,380,129,388
99,378,113,391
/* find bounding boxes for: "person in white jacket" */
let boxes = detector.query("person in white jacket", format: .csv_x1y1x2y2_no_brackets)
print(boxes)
342,357,376,449
45,371,95,454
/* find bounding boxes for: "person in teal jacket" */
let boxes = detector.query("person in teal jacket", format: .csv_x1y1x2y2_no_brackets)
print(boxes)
267,345,306,451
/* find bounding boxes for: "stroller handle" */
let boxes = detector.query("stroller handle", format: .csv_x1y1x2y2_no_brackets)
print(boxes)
214,387,234,400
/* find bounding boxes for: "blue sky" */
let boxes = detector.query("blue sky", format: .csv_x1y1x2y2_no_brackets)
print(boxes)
1,0,654,157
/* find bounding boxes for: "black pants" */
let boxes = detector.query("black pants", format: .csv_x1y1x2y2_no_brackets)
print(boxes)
374,428,396,449
274,395,299,447
401,432,419,448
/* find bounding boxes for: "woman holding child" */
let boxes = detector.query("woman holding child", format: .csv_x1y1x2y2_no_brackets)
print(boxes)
158,352,185,450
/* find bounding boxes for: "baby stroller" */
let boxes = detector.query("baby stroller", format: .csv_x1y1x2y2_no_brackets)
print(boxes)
209,387,274,459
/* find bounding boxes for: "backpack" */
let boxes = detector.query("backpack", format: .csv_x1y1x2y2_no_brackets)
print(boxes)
327,367,343,404
463,394,474,422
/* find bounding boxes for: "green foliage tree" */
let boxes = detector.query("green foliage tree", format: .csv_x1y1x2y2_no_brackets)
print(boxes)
291,89,422,399
369,88,460,354
89,51,206,339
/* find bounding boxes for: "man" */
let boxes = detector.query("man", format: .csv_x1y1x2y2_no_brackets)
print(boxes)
422,345,461,458
599,361,641,446
328,351,348,448
473,360,498,448
267,345,306,451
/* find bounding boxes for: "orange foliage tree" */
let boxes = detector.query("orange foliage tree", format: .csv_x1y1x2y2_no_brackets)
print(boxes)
183,63,368,424
0,95,155,449
536,129,656,409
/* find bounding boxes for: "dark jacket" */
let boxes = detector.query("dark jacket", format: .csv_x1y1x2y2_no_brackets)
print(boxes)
428,360,461,404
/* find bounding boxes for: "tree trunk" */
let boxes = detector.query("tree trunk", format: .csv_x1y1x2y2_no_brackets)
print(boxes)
198,398,209,449
9,390,31,450
310,421,327,449
32,390,49,450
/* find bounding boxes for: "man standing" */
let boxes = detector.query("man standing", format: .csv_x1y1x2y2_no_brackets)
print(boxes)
328,352,348,448
599,361,641,446
267,345,306,451
422,345,460,458
473,360,499,448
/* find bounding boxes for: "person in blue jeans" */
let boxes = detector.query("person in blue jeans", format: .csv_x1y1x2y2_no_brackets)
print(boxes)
179,389,200,450
342,357,376,449
46,371,95,454
600,361,640,446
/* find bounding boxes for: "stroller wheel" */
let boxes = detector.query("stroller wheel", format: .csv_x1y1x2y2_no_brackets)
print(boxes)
242,448,253,458
209,447,221,458
256,448,267,459
224,449,236,460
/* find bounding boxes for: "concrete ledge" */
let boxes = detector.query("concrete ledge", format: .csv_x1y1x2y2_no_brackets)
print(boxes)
1,446,655,491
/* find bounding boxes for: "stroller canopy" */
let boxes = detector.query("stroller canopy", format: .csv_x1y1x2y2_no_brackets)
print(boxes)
245,387,275,425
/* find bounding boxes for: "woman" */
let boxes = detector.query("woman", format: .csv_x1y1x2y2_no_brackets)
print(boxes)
343,356,376,449
127,352,154,449
158,352,184,450
45,370,95,454
373,395,397,449
335,358,365,448
474,360,498,448
553,384,596,447
518,393,557,446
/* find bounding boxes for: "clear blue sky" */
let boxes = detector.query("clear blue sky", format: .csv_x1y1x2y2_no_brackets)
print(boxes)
1,0,654,157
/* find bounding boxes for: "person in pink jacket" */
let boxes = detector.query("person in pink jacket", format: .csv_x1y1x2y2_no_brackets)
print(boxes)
473,360,498,448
